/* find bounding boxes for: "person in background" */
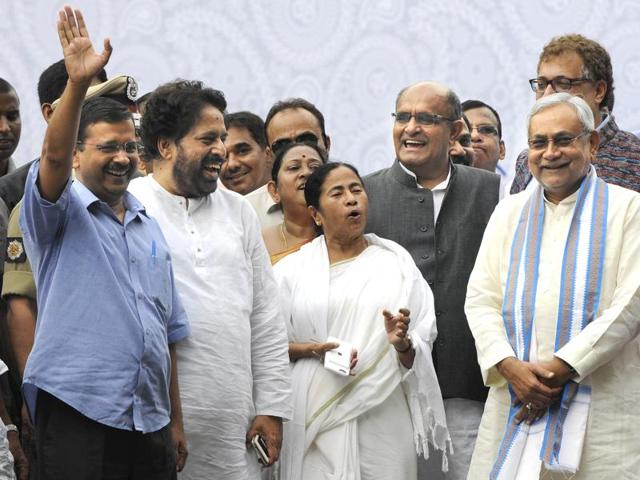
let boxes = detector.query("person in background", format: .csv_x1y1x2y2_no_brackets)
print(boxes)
261,142,327,264
221,111,273,196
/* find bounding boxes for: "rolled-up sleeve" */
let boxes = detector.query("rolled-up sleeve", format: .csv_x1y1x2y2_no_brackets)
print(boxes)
20,161,72,248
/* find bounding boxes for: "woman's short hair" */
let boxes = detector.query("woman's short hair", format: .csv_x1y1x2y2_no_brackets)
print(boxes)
304,162,364,210
271,141,328,183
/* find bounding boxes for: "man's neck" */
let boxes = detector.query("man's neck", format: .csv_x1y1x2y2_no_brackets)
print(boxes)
401,159,450,190
0,157,10,177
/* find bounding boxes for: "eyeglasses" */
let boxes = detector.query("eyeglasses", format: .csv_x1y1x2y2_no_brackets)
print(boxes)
270,133,320,155
528,76,592,93
527,131,591,151
76,141,140,155
392,112,455,126
470,125,499,136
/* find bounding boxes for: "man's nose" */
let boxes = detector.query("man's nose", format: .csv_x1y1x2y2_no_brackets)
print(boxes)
0,116,10,133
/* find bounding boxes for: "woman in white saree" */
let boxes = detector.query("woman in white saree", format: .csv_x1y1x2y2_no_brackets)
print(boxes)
274,163,450,480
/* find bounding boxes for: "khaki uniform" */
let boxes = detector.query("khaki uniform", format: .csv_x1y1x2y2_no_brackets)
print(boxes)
2,201,35,300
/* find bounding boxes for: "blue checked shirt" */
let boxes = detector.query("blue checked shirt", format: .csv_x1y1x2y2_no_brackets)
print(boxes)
20,162,190,433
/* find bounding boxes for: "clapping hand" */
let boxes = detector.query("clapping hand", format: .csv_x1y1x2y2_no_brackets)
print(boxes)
57,5,112,85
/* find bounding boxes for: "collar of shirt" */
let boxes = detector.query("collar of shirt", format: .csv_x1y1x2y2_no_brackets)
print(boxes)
396,160,451,221
397,160,452,191
147,174,209,214
73,178,147,225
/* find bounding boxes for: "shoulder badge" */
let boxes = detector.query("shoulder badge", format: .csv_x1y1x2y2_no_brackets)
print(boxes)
6,238,27,263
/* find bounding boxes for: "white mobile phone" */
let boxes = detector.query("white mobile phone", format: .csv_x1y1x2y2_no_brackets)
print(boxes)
251,434,270,465
324,336,352,376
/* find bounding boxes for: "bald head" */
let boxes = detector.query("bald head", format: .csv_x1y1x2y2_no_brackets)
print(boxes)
395,82,461,120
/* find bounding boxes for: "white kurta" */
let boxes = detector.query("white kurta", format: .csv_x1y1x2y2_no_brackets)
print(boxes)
465,184,640,479
129,176,292,479
275,235,449,480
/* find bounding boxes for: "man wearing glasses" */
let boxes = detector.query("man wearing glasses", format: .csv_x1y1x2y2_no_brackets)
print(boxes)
20,7,189,477
246,97,330,227
511,34,640,194
466,92,640,479
364,82,500,480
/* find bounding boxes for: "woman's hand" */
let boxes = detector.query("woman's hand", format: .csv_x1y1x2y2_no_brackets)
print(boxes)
288,341,339,361
383,308,412,351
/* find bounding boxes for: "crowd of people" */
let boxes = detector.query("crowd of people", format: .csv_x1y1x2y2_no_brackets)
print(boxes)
0,5,639,480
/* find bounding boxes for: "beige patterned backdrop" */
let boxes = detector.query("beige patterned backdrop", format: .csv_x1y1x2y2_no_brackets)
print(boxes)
2,0,640,182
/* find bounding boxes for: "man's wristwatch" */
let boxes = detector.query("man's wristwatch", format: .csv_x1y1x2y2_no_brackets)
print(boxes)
4,424,18,435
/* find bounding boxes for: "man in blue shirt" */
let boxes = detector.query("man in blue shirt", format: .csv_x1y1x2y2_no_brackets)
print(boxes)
19,6,189,479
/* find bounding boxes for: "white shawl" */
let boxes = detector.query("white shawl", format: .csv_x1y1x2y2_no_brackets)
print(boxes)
274,234,450,479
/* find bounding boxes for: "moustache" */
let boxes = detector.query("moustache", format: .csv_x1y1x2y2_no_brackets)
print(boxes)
201,153,225,167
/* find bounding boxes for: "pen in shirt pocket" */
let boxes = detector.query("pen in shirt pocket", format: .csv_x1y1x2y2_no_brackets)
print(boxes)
151,240,157,266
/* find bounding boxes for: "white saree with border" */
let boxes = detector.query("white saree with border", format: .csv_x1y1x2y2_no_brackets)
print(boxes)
274,234,450,480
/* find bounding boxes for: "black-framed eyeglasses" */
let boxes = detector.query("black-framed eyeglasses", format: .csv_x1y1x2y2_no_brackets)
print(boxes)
528,76,592,93
470,125,499,136
76,141,140,155
392,112,455,126
527,131,591,151
270,133,320,155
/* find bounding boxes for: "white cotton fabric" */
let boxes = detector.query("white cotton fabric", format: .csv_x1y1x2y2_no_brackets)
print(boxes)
274,234,450,480
129,176,292,480
465,184,640,479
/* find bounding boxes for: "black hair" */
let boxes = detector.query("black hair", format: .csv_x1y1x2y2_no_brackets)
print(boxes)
0,78,15,94
77,97,133,144
264,98,328,144
224,111,267,149
140,80,227,157
37,59,107,106
304,162,363,209
461,99,503,139
271,141,329,183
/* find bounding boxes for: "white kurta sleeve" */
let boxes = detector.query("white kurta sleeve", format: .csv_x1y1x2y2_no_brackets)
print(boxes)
555,193,640,381
244,204,293,421
465,199,517,387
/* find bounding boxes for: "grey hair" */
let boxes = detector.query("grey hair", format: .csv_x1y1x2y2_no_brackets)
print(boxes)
527,92,594,133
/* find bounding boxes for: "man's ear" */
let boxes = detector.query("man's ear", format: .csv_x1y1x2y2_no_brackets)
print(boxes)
594,80,607,108
308,205,322,227
499,140,506,160
267,180,280,204
265,147,274,170
41,104,54,122
449,120,463,141
72,147,80,170
323,135,331,154
157,138,174,160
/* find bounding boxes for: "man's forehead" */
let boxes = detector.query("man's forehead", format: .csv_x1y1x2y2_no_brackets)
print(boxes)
85,119,136,138
189,105,225,134
397,85,448,113
465,107,498,126
538,51,584,77
0,91,20,109
269,108,321,135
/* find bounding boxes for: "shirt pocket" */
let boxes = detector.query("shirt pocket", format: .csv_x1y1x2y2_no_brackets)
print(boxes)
147,247,172,323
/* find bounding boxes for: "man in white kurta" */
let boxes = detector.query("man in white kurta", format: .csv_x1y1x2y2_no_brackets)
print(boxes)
465,93,640,479
129,81,291,479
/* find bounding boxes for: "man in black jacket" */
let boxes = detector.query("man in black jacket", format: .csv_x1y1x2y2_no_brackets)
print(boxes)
364,81,500,480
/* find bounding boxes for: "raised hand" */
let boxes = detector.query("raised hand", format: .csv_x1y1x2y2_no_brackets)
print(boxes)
383,308,412,351
57,5,112,84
